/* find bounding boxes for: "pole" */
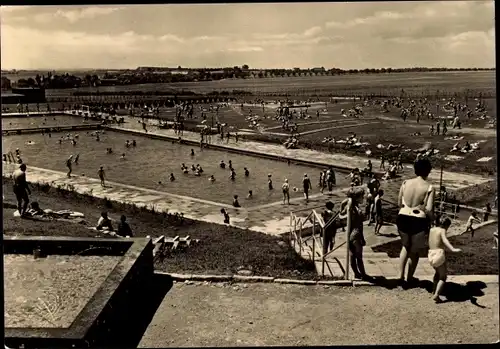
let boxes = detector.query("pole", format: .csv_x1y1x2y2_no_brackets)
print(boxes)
439,164,444,200
345,198,352,280
321,222,326,277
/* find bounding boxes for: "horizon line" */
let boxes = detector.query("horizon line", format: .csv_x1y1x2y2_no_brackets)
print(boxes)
1,66,496,72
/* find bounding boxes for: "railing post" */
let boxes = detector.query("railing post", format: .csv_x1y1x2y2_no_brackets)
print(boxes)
321,226,325,276
345,198,352,280
312,213,316,262
299,220,302,254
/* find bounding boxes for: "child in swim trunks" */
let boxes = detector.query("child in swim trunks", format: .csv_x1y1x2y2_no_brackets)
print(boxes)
428,217,462,303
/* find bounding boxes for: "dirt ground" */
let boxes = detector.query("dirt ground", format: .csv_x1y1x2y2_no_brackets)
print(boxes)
139,282,499,347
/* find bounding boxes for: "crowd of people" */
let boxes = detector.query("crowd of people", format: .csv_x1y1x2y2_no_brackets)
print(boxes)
5,94,496,300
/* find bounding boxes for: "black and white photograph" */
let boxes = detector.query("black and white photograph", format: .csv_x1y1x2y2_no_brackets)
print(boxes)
1,2,498,347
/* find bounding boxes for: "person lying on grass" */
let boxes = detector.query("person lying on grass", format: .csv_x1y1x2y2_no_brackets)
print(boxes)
428,216,462,303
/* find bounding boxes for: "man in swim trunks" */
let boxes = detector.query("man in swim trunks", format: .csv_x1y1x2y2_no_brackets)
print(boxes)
66,155,73,177
465,211,481,238
98,166,106,187
373,189,384,235
428,217,461,303
282,179,290,205
13,164,31,217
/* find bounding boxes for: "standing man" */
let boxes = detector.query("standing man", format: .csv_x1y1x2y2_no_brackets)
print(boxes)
282,179,290,205
98,166,106,187
66,155,73,177
302,174,312,201
13,164,31,217
374,189,384,235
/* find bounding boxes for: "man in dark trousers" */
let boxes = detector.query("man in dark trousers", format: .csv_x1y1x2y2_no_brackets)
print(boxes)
302,174,312,202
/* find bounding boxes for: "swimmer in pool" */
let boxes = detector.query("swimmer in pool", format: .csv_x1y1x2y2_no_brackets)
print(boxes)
244,167,249,177
229,169,236,181
247,190,253,199
209,175,216,182
191,149,195,156
120,153,126,160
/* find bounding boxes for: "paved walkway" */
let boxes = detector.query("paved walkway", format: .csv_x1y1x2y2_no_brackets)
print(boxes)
1,162,353,236
139,282,499,346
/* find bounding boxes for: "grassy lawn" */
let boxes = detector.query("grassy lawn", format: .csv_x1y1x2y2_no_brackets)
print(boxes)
371,223,498,275
297,120,496,176
2,181,320,279
3,130,350,206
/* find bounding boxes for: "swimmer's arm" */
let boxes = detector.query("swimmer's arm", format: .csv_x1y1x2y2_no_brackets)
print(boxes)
440,229,461,252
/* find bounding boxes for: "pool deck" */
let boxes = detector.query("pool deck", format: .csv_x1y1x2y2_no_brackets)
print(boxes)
3,160,496,279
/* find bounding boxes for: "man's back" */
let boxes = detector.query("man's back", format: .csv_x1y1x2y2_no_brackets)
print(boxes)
13,169,26,188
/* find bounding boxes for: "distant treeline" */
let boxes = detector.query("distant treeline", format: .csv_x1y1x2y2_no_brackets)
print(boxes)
7,66,495,90
72,89,254,97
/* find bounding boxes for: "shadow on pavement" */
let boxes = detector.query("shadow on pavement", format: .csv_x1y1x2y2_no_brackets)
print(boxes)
99,273,174,348
442,281,488,308
362,276,489,307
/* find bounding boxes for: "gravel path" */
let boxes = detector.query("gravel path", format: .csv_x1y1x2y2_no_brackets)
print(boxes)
140,282,499,346
4,254,121,328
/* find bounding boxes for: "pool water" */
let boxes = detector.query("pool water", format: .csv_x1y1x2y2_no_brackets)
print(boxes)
3,130,349,205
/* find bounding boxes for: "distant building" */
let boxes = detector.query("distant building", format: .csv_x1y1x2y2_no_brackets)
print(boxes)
1,76,11,90
210,70,225,76
170,70,190,75
311,67,326,73
1,87,46,104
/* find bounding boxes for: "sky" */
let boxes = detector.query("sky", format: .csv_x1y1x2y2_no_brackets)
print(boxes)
0,2,495,70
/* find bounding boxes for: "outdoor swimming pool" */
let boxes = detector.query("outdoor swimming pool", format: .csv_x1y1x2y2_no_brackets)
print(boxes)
3,130,350,205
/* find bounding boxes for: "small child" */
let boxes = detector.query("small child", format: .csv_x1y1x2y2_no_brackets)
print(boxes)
268,174,273,190
465,211,481,238
428,217,462,303
221,208,230,224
